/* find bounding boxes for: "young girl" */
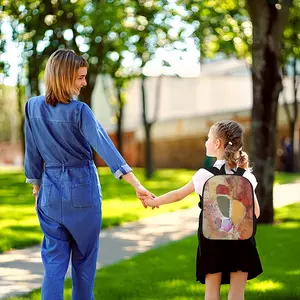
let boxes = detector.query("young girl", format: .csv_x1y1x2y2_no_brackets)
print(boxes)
145,120,262,300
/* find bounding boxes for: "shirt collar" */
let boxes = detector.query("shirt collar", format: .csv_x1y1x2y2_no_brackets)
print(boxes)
213,159,226,169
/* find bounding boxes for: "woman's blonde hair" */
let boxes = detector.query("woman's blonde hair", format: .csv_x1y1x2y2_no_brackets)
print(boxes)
44,49,88,106
211,120,251,170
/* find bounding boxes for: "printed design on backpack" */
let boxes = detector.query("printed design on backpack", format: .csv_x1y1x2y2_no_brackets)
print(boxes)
202,175,254,240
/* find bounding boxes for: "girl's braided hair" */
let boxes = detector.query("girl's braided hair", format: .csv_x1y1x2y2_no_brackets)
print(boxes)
211,120,250,170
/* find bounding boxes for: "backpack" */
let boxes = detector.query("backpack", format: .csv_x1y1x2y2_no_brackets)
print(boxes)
201,164,255,240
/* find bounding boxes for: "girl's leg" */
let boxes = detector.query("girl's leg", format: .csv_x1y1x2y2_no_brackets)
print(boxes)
205,272,222,300
228,271,248,300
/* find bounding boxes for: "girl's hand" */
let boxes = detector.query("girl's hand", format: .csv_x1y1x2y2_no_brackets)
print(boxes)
144,196,160,208
135,184,156,208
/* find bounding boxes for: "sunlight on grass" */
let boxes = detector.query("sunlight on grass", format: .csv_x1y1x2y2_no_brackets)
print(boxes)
0,167,197,253
1,167,299,254
248,280,284,292
276,222,300,229
286,269,300,275
7,203,300,300
274,172,300,185
157,279,187,288
275,203,300,223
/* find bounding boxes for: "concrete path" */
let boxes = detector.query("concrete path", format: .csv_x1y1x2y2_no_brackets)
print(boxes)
1,183,299,299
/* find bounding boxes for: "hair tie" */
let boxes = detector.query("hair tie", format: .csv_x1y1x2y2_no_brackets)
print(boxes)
228,141,233,145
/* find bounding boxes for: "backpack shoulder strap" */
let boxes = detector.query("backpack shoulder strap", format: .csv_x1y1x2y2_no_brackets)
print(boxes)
234,167,246,176
204,167,221,175
204,164,227,175
220,164,226,174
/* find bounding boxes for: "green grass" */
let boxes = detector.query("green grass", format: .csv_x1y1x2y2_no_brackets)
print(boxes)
0,167,197,253
1,168,300,253
274,171,300,185
7,203,300,300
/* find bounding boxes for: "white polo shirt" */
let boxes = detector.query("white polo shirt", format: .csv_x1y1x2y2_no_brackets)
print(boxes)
192,159,258,196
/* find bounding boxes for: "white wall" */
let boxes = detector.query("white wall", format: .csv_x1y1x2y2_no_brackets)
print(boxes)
91,73,296,139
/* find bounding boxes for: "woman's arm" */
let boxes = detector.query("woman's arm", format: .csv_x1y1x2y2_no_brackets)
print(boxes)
24,101,43,186
79,103,132,180
122,172,154,208
121,172,142,190
145,181,195,207
79,104,156,208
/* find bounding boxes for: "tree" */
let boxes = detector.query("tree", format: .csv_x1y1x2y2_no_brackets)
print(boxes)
4,0,133,107
281,0,300,171
182,0,293,223
127,0,178,178
0,12,9,81
247,0,292,223
5,0,86,96
100,23,139,155
101,62,134,155
16,65,26,163
4,0,178,170
77,0,131,107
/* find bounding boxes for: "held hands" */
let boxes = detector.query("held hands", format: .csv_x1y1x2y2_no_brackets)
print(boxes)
144,194,159,208
135,184,159,209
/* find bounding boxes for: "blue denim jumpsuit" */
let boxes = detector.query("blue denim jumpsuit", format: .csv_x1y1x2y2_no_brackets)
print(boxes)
24,96,132,299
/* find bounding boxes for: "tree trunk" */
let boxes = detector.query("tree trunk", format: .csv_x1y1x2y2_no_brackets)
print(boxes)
291,58,299,170
145,122,153,179
28,54,41,97
141,75,153,179
116,85,124,155
247,0,291,223
16,80,25,165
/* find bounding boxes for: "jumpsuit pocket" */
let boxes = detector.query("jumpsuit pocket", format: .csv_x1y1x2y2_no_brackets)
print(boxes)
71,183,93,208
40,184,52,207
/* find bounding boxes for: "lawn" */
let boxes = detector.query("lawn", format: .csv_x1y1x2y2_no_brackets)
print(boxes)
0,167,197,253
7,202,300,300
1,168,300,253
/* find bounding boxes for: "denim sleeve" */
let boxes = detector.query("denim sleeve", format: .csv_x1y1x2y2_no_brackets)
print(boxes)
79,103,132,179
24,101,43,185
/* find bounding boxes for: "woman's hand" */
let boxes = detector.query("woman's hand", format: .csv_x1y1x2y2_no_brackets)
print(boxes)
120,172,158,209
144,195,160,208
135,184,158,209
32,185,40,211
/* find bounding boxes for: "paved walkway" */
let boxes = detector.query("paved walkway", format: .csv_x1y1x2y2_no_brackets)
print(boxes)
0,183,299,299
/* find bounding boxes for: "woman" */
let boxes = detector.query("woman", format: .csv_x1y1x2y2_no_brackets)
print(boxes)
24,49,153,299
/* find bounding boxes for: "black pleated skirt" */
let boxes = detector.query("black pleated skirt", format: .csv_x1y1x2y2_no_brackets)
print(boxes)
196,229,263,284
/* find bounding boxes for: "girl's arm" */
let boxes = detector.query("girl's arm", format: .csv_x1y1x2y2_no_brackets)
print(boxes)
254,193,260,218
145,181,195,207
